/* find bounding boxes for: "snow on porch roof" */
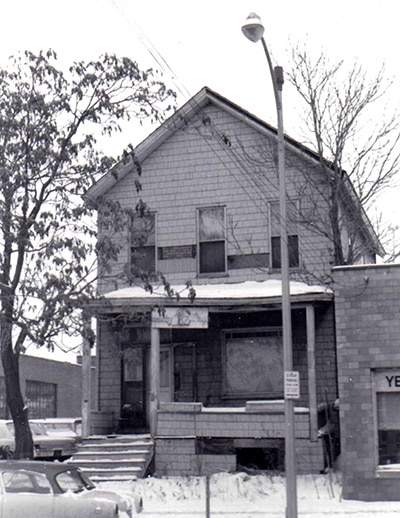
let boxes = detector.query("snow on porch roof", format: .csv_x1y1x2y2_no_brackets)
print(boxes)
102,279,333,306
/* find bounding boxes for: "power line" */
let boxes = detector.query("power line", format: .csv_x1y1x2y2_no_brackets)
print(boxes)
107,0,191,101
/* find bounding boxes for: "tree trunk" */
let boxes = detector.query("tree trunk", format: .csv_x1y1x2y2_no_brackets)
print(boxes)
0,320,34,458
330,175,345,265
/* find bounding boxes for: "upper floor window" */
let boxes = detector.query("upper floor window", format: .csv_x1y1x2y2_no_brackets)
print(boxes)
198,206,226,274
269,201,299,269
130,213,156,277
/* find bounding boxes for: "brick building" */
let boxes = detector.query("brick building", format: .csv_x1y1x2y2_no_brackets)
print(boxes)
0,355,95,419
334,264,400,501
85,87,381,476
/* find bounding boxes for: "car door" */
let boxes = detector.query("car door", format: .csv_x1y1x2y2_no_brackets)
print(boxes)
0,469,53,518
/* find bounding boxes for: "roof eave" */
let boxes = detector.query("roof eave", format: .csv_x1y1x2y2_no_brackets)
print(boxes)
90,291,333,314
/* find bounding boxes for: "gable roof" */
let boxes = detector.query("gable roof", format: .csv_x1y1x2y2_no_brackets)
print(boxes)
84,86,384,257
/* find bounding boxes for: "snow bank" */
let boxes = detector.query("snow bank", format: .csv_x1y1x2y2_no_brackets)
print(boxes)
97,471,400,516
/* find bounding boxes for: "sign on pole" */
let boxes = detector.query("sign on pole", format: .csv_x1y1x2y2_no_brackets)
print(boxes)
284,371,300,399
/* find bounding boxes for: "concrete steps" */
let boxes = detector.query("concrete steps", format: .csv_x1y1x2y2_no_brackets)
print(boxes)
67,434,153,482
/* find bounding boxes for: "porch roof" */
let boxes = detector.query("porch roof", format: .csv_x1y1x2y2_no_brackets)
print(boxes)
98,279,333,310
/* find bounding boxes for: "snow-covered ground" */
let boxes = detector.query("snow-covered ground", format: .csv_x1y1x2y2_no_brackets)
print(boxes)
98,470,400,517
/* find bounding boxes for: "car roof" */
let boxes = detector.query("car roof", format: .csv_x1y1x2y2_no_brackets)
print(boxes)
31,418,81,424
0,460,79,474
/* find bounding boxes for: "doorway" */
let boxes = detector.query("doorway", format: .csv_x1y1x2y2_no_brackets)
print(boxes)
121,344,147,431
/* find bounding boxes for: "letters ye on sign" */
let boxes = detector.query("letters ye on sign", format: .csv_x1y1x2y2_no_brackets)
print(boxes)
375,370,400,392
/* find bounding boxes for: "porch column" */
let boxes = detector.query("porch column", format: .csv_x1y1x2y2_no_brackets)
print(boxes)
81,312,92,438
306,304,318,441
150,327,160,435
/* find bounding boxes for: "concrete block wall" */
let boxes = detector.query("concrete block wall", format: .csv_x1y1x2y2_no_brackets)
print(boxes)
315,304,338,406
333,263,400,501
155,404,324,476
155,438,198,476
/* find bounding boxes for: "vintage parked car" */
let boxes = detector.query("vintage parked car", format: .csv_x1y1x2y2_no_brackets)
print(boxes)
31,417,82,441
0,420,76,460
0,423,14,459
0,460,143,517
28,421,76,460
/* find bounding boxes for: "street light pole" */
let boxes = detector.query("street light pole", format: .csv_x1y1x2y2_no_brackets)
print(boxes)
242,13,297,518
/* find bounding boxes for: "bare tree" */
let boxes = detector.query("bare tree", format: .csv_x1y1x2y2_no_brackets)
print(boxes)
0,50,176,458
287,46,400,264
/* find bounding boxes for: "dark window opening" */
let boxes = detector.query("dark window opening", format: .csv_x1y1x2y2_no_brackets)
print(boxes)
270,200,299,270
199,241,226,273
271,235,299,269
237,445,284,472
130,213,156,277
378,430,400,465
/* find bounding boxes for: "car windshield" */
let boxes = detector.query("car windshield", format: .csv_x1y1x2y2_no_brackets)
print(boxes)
55,469,95,493
46,423,74,433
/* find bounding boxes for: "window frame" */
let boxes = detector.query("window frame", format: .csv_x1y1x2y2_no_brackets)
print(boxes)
373,368,400,477
221,327,283,399
197,206,227,276
130,211,157,278
26,380,57,419
269,200,300,270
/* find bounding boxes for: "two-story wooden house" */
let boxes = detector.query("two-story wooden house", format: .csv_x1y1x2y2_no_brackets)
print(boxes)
85,87,382,476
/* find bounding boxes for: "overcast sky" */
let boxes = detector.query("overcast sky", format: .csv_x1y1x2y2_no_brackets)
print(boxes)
2,0,399,359
1,0,398,152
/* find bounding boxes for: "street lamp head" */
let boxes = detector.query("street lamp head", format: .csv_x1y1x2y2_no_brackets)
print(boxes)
241,12,265,43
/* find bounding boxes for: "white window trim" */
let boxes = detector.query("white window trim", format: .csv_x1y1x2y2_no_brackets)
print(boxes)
130,211,158,276
197,205,227,276
373,368,400,478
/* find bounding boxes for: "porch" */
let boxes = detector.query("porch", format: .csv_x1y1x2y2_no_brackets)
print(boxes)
91,279,336,476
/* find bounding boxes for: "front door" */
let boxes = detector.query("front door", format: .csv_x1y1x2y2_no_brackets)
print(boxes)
121,344,147,430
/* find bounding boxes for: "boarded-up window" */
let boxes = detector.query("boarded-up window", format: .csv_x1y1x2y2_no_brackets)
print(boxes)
223,329,283,398
26,380,57,418
198,207,226,274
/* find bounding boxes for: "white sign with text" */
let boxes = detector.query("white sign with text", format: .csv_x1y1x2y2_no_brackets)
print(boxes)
284,371,300,399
